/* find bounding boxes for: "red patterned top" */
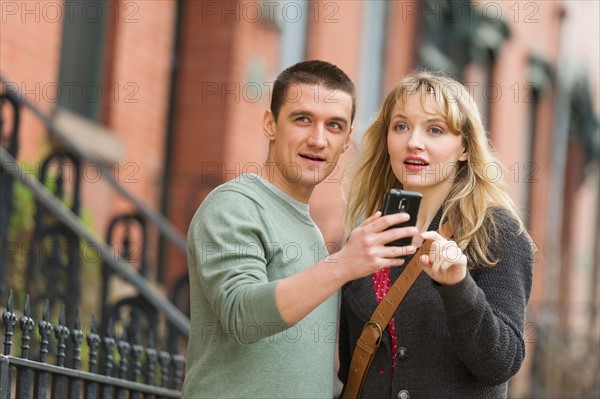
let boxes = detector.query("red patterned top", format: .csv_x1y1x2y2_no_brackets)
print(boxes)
372,268,398,379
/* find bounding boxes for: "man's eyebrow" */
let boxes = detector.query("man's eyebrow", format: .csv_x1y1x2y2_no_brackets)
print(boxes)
288,110,349,125
288,109,314,118
330,116,349,125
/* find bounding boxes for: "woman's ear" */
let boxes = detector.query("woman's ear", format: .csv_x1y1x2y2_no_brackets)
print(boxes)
459,140,468,162
263,110,276,141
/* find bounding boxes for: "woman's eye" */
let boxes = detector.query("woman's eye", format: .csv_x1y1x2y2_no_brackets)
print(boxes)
430,127,443,134
394,123,408,131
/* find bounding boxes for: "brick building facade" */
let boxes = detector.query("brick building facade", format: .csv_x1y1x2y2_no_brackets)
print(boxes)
1,1,598,396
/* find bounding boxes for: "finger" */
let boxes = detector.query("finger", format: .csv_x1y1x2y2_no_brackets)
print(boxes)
382,242,418,258
360,211,382,226
374,212,411,230
381,256,405,268
419,254,432,273
420,231,446,242
360,212,411,234
433,256,445,274
379,226,419,247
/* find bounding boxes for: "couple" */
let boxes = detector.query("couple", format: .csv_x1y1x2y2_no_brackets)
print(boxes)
182,60,533,398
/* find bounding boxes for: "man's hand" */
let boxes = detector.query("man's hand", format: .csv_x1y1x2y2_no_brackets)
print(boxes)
331,211,418,281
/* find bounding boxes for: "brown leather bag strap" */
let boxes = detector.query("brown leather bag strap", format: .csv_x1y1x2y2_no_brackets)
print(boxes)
342,223,453,399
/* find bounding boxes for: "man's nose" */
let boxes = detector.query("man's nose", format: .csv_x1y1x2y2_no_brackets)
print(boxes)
307,126,327,148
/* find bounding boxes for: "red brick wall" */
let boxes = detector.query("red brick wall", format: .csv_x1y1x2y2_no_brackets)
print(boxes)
86,0,177,236
167,0,233,231
0,0,64,161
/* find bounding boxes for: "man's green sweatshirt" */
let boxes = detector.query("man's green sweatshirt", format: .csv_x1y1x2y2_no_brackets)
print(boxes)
182,174,339,398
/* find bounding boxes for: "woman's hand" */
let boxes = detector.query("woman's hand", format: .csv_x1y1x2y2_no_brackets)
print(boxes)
419,231,467,285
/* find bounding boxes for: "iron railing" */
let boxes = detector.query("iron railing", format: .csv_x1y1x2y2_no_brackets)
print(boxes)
1,292,184,398
0,75,190,364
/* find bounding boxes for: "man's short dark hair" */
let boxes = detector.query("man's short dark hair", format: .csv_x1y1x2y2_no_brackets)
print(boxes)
270,60,356,123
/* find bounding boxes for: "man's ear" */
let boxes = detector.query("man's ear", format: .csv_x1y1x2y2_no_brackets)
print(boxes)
263,110,276,141
342,126,353,153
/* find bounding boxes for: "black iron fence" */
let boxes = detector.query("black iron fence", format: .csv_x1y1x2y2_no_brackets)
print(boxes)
1,291,183,398
0,74,190,362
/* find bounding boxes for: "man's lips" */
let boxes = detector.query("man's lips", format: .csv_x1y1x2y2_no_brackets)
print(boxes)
299,153,326,162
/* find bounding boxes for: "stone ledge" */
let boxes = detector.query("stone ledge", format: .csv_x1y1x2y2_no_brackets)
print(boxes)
53,107,124,165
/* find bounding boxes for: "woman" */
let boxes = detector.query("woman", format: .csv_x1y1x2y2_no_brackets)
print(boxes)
339,71,534,398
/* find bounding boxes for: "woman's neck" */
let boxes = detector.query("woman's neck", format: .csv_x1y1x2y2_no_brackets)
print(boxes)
406,183,452,233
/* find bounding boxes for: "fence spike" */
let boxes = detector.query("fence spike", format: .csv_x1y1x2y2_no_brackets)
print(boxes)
54,304,70,367
19,295,34,359
117,331,131,380
131,343,144,383
2,290,16,355
87,314,101,374
39,300,52,362
7,289,13,312
43,299,49,321
102,318,116,377
158,349,171,388
173,353,186,390
70,309,84,370
145,343,158,386
24,294,30,316
58,304,65,326
75,308,81,328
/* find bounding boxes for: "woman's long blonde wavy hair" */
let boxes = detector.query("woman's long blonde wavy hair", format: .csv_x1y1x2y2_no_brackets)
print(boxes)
344,71,529,268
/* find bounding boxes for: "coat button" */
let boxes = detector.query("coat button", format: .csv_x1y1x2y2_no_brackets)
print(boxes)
398,390,410,399
397,346,408,360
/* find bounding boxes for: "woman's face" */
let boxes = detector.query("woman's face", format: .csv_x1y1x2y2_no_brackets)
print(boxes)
387,91,467,194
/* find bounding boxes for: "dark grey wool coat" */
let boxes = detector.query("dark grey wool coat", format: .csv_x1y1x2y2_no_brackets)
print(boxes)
338,207,534,399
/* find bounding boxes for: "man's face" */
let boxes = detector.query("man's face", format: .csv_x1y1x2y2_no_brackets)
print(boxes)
263,83,353,201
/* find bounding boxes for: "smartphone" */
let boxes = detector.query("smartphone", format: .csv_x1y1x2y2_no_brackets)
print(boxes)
380,189,422,247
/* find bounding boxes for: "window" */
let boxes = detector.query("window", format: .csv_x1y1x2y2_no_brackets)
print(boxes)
57,0,108,121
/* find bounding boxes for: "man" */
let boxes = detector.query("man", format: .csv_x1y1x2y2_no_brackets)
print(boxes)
183,60,415,398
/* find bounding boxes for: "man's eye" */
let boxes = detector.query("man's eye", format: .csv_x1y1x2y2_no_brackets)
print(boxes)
297,116,310,123
329,122,341,129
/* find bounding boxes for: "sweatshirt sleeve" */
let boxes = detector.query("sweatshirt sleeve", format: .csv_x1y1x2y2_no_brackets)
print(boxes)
433,208,534,385
187,189,287,344
337,293,351,385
